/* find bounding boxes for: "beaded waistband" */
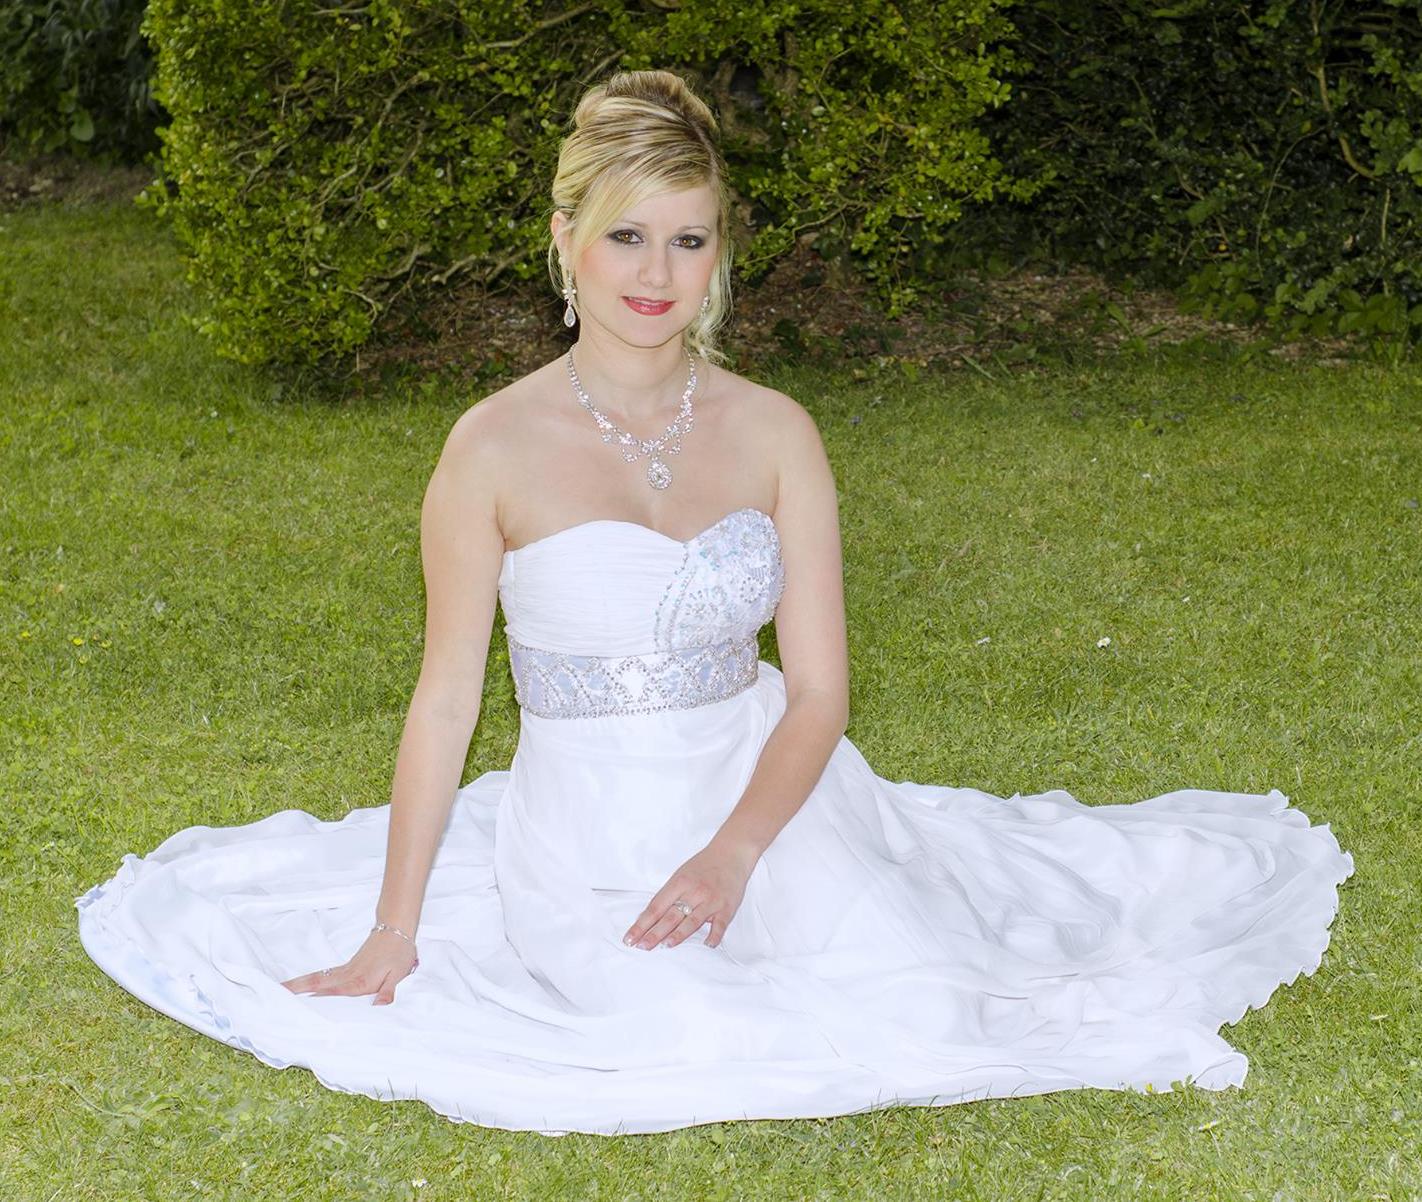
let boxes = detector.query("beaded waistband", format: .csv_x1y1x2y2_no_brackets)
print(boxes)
506,633,759,719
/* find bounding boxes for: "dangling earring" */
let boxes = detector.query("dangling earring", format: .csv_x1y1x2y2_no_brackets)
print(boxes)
700,295,710,314
563,272,578,328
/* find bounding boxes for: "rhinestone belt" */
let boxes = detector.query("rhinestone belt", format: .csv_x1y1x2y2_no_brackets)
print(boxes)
506,632,759,719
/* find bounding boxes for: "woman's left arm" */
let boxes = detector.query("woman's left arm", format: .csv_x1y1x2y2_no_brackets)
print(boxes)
624,393,849,950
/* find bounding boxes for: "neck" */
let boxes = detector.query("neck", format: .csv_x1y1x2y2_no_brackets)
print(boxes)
567,331,696,423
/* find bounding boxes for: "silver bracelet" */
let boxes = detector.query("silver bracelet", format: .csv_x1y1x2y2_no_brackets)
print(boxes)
371,920,417,947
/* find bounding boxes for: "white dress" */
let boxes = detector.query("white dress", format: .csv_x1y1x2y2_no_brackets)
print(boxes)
75,506,1355,1136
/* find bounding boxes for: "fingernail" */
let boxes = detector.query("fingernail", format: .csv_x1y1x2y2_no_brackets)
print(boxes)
622,934,633,946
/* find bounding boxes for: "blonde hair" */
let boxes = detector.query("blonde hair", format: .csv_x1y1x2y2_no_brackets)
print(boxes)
547,69,734,367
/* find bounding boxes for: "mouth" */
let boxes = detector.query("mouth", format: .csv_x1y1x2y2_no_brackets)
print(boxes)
622,296,675,315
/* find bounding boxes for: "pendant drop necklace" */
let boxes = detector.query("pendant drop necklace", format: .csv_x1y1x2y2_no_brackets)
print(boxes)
566,348,696,490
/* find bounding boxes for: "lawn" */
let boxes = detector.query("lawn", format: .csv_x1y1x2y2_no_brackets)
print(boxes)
2,194,1419,1200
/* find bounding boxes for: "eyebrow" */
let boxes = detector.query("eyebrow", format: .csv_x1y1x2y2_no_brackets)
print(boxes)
618,221,712,232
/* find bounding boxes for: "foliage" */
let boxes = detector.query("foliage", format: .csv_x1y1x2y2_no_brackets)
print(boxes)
134,0,1033,367
0,0,162,160
950,0,1422,355
12,0,1422,364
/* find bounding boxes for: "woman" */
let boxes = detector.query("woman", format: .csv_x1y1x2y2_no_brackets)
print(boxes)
77,69,1354,1136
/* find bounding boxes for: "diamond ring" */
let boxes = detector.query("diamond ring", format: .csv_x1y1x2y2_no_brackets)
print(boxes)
672,900,693,917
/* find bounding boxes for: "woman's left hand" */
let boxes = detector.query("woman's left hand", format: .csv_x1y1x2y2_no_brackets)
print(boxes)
623,837,759,950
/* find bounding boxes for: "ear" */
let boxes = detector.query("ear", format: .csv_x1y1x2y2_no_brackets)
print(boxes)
550,210,569,263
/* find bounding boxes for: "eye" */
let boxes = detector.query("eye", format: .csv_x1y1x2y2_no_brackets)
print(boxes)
608,230,707,248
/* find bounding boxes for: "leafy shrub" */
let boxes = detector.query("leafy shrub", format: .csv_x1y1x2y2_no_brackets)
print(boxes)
135,0,1033,367
0,0,162,161
948,0,1422,352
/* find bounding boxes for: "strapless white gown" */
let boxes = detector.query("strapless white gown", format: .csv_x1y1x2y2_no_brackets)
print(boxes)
75,507,1355,1135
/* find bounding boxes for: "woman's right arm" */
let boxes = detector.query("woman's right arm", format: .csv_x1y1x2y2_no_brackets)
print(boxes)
282,404,507,1004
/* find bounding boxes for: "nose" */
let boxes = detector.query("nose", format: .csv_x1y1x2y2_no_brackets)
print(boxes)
638,244,672,291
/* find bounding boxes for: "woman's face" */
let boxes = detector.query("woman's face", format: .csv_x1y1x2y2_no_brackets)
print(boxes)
555,182,720,349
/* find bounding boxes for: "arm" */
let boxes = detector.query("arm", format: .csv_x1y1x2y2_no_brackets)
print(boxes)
283,401,505,1001
623,394,849,951
708,393,850,866
374,406,507,938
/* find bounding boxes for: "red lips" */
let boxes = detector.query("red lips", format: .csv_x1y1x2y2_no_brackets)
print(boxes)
623,297,674,315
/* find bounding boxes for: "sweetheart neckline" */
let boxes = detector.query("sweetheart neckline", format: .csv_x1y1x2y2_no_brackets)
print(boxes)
504,505,774,558
503,505,774,559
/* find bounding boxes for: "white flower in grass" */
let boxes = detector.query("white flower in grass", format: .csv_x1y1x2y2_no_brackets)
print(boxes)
1096,636,1111,648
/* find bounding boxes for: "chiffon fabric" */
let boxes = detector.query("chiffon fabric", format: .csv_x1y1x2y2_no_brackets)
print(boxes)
75,506,1354,1135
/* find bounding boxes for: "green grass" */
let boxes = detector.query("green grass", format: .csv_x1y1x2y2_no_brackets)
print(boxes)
2,195,1420,1201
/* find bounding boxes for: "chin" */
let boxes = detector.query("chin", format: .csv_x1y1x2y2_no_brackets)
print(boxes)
612,322,690,350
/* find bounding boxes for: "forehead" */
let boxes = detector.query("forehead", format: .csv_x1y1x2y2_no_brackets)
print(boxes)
619,183,718,225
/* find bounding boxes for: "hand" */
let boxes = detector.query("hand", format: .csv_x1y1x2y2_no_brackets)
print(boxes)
281,927,419,1006
623,837,759,951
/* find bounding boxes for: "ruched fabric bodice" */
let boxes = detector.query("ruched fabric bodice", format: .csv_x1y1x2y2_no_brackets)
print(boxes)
498,505,783,654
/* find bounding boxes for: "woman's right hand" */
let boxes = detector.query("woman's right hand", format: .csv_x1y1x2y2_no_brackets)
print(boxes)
281,928,419,1006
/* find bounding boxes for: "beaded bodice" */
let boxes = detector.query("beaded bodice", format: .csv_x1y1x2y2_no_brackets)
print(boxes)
496,507,784,719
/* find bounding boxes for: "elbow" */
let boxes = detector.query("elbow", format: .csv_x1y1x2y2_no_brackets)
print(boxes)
412,681,481,733
788,686,849,737
824,682,851,735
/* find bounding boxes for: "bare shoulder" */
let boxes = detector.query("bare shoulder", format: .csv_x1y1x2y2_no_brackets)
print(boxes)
441,373,536,472
434,366,558,507
713,367,818,435
713,370,829,513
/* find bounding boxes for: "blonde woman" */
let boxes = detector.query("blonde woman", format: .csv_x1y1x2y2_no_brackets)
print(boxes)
77,69,1353,1135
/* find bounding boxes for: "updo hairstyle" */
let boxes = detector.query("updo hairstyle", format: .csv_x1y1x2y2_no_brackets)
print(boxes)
547,69,734,366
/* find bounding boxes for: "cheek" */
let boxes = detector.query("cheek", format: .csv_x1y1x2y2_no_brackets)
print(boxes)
686,262,715,296
586,242,634,282
686,248,716,281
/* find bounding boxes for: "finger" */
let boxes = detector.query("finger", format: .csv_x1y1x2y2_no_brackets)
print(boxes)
629,906,675,949
640,901,704,949
663,909,710,948
283,970,337,994
624,883,689,946
623,905,655,946
662,902,713,947
706,915,726,948
306,977,345,997
642,898,702,948
307,969,362,997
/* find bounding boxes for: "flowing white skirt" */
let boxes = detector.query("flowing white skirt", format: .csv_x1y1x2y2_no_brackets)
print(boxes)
75,662,1354,1135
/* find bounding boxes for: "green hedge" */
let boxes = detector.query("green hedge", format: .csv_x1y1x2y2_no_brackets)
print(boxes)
135,0,1032,367
0,0,161,161
17,0,1418,365
950,0,1422,352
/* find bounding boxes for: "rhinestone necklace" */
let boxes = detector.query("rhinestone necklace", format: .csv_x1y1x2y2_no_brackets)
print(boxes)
566,348,696,490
